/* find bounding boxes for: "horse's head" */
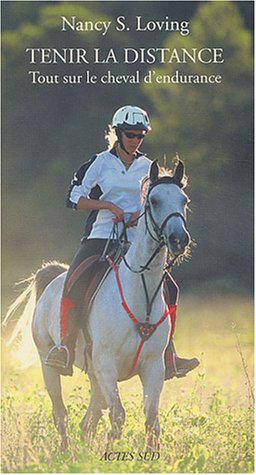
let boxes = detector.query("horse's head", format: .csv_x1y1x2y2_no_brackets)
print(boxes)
144,159,191,256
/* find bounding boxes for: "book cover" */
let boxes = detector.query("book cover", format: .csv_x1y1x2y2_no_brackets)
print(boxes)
2,1,254,473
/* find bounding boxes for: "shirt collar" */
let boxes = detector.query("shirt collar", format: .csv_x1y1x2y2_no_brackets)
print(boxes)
110,147,146,159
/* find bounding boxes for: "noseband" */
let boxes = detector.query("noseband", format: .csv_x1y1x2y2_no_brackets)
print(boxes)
144,179,188,244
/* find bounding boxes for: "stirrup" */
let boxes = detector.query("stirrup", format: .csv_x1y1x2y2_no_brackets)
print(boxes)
45,344,70,369
165,352,200,380
171,351,186,377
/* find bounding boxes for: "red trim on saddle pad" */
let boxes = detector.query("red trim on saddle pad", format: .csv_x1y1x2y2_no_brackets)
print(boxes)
106,255,177,375
65,255,100,294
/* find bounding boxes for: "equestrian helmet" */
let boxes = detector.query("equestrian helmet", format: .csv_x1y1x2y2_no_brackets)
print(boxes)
112,105,151,132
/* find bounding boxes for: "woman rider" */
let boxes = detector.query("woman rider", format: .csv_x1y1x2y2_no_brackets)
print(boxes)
46,105,199,378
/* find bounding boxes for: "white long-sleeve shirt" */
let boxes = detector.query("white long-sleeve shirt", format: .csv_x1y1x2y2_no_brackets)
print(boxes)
68,149,151,241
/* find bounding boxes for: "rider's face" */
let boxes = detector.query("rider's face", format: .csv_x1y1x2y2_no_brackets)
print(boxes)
122,129,146,154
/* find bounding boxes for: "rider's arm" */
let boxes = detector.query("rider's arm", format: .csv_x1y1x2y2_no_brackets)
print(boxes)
76,196,124,220
67,155,124,220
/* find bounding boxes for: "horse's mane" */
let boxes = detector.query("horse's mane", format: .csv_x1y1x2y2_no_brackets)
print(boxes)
140,164,188,203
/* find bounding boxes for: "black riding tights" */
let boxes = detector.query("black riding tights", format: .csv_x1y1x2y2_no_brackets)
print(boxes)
63,238,179,308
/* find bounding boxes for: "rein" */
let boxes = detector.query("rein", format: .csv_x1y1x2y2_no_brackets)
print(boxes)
121,241,163,273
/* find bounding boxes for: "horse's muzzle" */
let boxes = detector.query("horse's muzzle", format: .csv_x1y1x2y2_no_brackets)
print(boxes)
168,230,190,256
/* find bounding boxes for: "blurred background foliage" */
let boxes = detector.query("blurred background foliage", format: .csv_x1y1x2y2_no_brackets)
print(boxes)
2,1,254,309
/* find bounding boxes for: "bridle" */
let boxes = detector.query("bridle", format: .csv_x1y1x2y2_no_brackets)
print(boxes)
120,178,189,274
144,179,188,245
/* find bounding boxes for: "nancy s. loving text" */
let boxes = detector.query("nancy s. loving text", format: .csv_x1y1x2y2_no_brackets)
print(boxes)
60,15,191,36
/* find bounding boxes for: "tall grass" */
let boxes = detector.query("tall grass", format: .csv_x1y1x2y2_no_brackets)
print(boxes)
1,293,254,473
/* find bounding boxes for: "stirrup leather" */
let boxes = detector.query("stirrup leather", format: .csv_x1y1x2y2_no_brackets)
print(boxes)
171,351,186,377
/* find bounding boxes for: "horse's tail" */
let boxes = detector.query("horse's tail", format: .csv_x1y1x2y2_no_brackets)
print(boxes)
3,261,68,367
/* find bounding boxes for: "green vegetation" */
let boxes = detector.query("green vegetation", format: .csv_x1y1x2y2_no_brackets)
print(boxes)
2,294,254,473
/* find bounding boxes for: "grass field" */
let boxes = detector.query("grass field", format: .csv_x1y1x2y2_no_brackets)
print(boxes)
1,292,254,473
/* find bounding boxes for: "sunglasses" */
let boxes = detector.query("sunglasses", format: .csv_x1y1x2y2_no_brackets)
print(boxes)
123,131,146,140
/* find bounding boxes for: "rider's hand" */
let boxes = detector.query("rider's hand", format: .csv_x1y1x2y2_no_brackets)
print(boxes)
126,211,140,228
108,203,124,222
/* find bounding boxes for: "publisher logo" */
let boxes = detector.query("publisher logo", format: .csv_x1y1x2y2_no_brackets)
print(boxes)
100,451,161,462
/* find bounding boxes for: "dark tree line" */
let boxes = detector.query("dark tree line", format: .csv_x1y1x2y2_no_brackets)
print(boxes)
2,1,254,301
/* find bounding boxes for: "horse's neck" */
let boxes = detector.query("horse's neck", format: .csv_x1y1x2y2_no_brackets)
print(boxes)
121,215,167,291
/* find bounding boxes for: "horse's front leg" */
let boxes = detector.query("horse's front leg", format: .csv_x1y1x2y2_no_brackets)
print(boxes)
94,354,125,443
140,358,165,451
41,362,68,451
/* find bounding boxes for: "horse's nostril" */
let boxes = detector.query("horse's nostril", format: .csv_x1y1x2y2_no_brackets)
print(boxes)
169,232,189,253
169,234,180,245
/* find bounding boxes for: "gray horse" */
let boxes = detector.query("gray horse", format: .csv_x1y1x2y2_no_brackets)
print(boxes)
4,160,191,450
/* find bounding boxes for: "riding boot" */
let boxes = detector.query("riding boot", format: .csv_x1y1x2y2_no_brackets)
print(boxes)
164,306,199,380
164,337,199,380
45,297,78,376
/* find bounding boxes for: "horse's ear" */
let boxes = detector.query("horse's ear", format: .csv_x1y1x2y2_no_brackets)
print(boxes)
150,160,159,183
173,159,185,185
